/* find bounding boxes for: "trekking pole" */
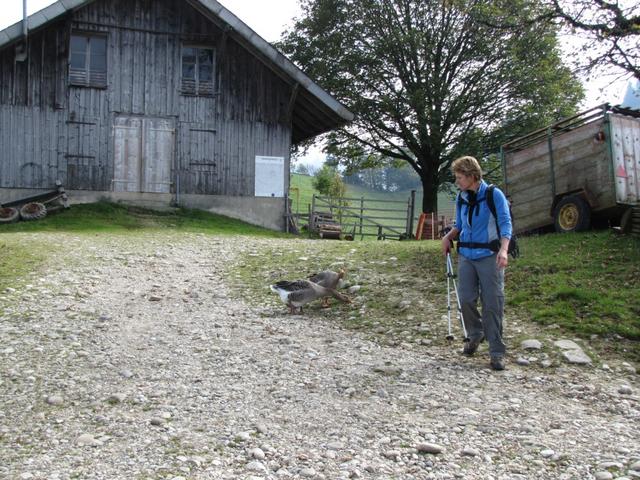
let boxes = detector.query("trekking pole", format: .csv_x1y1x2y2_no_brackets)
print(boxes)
445,254,454,341
446,252,469,342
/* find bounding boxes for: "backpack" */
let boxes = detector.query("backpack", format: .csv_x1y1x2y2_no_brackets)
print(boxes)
456,184,519,259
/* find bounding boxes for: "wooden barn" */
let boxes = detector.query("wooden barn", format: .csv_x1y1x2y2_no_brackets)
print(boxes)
0,0,353,230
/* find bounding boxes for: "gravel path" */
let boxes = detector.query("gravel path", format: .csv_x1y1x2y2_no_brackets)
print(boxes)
0,232,638,480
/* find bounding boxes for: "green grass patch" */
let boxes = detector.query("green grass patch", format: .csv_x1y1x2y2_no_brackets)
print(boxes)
0,201,289,237
509,232,640,342
234,230,640,360
0,239,47,293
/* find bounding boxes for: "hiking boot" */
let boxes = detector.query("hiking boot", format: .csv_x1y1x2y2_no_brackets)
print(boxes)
490,356,505,371
462,336,483,356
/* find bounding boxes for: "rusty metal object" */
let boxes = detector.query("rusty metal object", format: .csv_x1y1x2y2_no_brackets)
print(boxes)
0,206,19,223
1,182,69,222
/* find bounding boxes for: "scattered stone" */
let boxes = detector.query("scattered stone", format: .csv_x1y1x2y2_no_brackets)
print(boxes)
461,447,480,457
235,431,252,442
77,434,100,447
372,365,402,376
383,450,400,461
540,449,555,458
107,393,126,404
255,423,269,435
562,349,592,364
46,395,64,406
521,339,543,350
246,461,267,473
417,443,444,454
621,362,637,374
594,472,614,480
300,467,317,477
150,417,166,426
249,447,265,460
397,300,411,311
554,339,582,350
618,385,633,395
1,234,636,480
148,295,162,302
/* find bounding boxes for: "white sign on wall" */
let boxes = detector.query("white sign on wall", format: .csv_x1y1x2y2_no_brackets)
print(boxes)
255,156,285,197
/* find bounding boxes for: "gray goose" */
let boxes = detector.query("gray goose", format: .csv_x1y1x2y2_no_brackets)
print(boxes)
270,279,351,314
308,268,346,307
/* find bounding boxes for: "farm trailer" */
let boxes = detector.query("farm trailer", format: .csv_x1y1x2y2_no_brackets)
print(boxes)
500,104,640,234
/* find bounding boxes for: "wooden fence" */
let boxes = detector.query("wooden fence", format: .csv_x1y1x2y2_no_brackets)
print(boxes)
286,191,452,240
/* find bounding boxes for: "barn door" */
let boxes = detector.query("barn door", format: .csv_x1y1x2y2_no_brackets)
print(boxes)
113,116,142,192
113,116,174,193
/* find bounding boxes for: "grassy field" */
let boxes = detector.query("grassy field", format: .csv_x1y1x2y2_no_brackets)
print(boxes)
234,230,640,361
289,173,456,238
0,202,287,236
2,203,639,362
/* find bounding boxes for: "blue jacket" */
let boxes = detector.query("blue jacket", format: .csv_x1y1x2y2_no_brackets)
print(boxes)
455,180,512,260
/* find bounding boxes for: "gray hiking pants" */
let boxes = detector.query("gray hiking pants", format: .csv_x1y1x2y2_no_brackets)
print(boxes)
458,254,506,357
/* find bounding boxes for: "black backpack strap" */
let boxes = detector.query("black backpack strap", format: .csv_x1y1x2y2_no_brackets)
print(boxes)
457,185,504,255
486,184,501,238
457,239,501,252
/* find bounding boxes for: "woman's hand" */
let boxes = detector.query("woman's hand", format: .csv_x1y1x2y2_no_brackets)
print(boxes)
442,227,458,256
496,237,510,269
496,249,509,269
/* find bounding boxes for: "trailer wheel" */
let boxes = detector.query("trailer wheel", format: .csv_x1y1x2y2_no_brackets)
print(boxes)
0,207,19,223
19,202,47,221
554,195,591,233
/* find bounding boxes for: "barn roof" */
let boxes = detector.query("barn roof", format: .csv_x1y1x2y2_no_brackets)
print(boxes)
0,0,354,144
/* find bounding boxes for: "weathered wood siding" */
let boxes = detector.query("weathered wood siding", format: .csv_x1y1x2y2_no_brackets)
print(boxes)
0,0,292,195
504,119,615,232
0,105,65,188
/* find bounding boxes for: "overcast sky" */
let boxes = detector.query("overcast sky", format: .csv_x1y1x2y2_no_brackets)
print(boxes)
0,0,633,168
0,0,301,41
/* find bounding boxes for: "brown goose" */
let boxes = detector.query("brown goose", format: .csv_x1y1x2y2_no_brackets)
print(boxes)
308,268,346,307
270,279,351,314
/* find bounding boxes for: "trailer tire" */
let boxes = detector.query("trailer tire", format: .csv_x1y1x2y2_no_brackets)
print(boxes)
554,195,591,233
0,207,19,223
19,202,47,221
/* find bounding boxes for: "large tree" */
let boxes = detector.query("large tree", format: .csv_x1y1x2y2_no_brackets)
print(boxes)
480,1,640,80
280,0,583,213
549,0,639,79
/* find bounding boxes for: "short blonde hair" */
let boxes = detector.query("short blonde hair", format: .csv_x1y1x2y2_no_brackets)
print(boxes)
451,156,482,181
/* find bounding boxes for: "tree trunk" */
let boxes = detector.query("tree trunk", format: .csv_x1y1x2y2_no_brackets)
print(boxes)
419,167,439,214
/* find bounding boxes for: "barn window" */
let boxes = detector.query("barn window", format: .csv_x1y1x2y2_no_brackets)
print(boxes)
69,33,107,88
181,46,214,96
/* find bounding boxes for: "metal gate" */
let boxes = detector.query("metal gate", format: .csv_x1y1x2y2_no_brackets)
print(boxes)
290,192,418,240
